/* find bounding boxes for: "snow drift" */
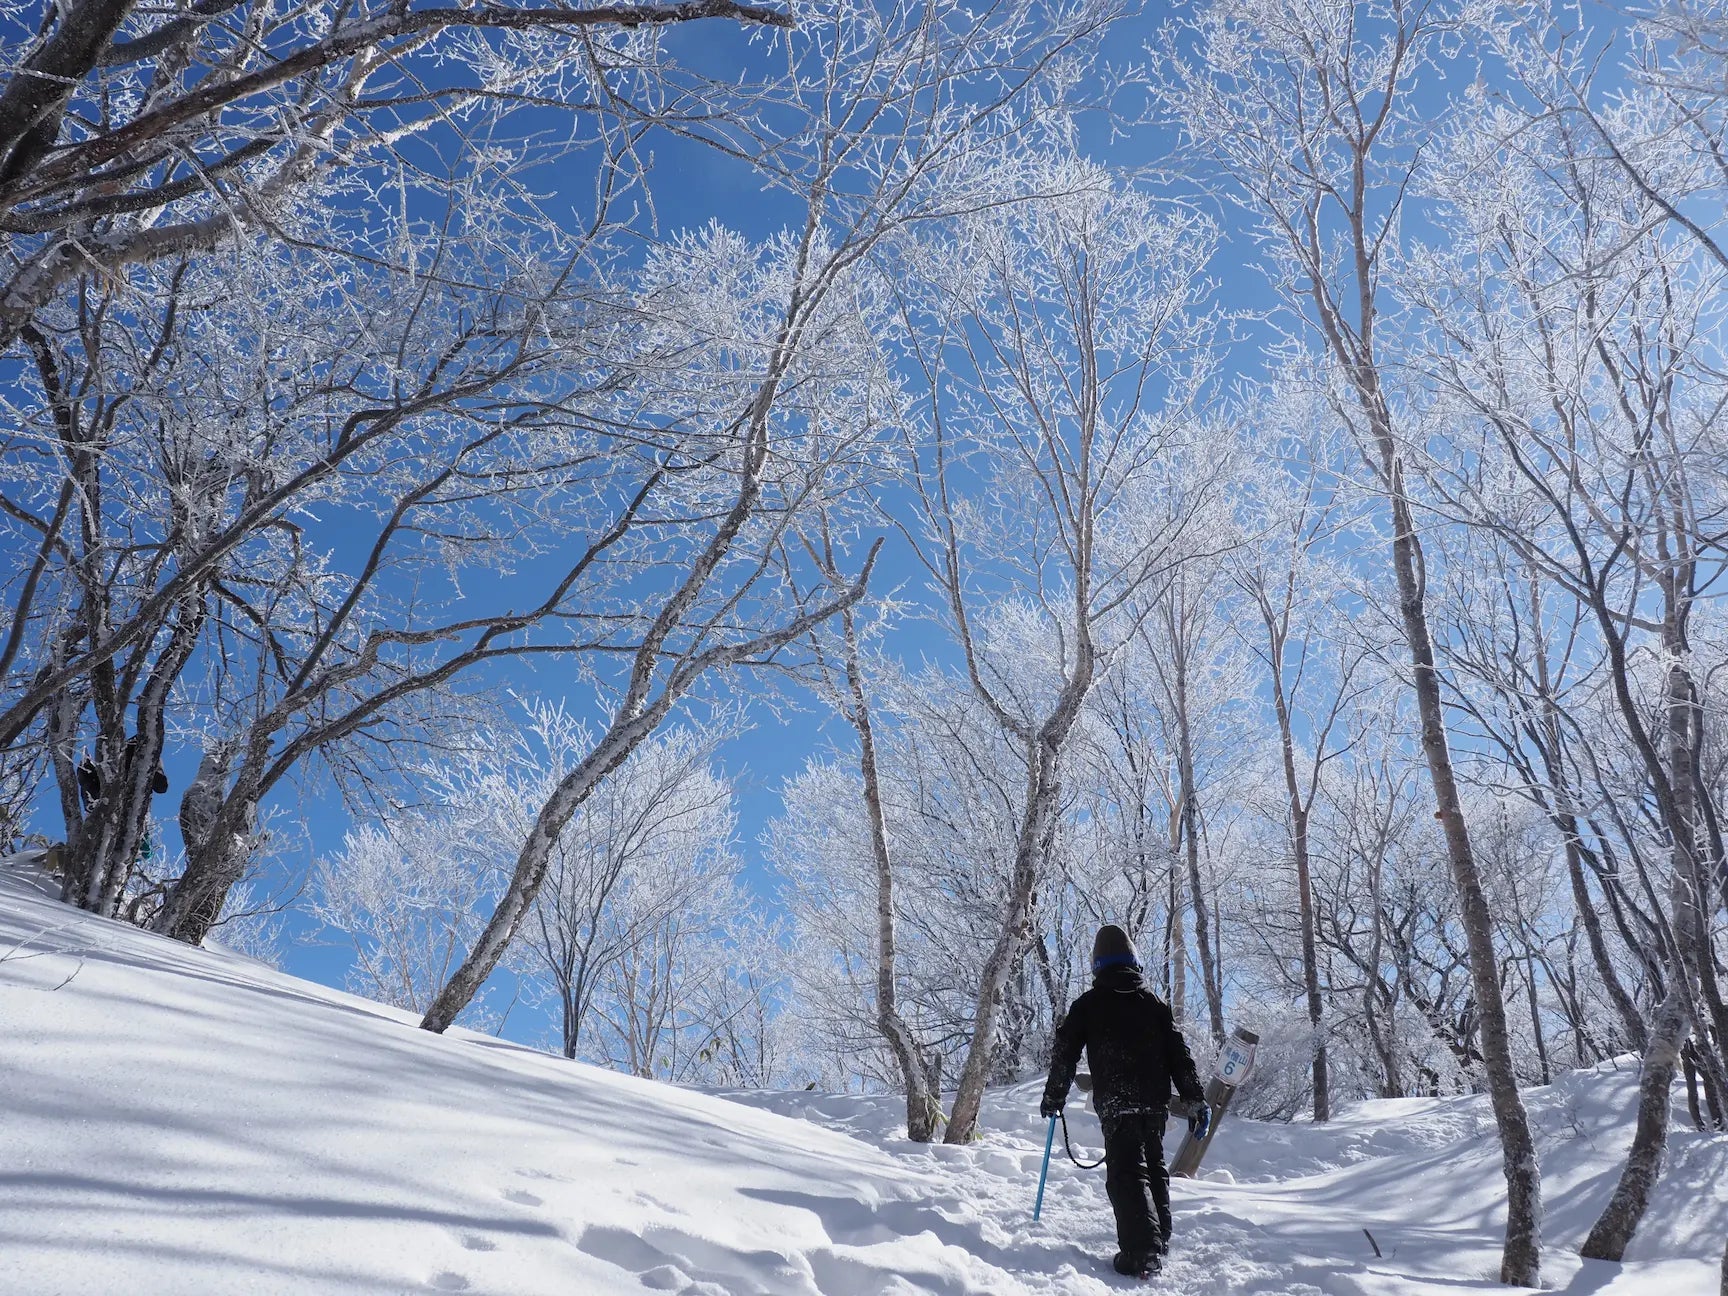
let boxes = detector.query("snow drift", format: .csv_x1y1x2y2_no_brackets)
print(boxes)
0,860,1721,1295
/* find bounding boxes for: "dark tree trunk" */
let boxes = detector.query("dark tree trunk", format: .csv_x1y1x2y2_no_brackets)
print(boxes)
1168,806,1186,1024
1524,953,1551,1086
1682,1042,1705,1131
1558,828,1648,1052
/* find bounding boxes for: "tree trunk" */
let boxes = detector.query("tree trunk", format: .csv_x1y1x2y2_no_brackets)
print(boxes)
1583,657,1701,1260
1524,952,1551,1087
1699,1052,1727,1132
945,627,1097,1140
1581,984,1689,1259
1530,575,1647,1055
155,747,250,944
1169,807,1187,1024
416,409,873,1030
1173,647,1225,1049
1366,843,1401,1097
1267,629,1327,1120
841,607,942,1142
421,712,656,1033
1687,957,1728,1123
85,585,207,916
1264,56,1546,1268
1381,451,1543,1287
945,736,1059,1144
1293,803,1327,1120
159,823,251,946
1681,1041,1705,1131
562,988,581,1061
1558,827,1648,1053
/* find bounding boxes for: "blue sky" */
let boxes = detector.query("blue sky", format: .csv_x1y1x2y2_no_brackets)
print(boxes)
14,0,1648,1051
14,2,1323,1043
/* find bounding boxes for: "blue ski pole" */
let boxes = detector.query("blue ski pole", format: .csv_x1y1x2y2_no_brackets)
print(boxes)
1032,1115,1057,1223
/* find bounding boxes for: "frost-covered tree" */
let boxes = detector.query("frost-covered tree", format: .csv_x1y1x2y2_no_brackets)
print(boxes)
316,816,503,1020
1406,50,1728,1257
890,149,1223,1142
803,541,945,1139
0,0,791,349
1156,0,1544,1279
3,212,652,934
316,705,743,1052
1229,418,1369,1121
511,713,738,1061
415,0,1128,1035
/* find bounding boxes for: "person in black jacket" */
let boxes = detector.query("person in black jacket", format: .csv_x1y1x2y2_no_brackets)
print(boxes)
1040,924,1209,1278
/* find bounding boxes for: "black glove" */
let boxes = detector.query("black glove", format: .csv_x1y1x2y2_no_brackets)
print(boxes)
1040,1095,1063,1119
1189,1104,1212,1142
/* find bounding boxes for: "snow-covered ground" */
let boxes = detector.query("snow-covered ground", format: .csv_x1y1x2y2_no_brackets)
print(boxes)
1,859,1721,1295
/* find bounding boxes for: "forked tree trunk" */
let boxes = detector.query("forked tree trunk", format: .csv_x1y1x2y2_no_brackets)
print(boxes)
1529,575,1648,1055
945,732,1065,1144
941,561,1098,1142
159,818,253,945
156,748,253,944
841,607,942,1142
1582,657,1701,1260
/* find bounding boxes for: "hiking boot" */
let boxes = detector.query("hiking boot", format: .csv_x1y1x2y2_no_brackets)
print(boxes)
1112,1251,1161,1278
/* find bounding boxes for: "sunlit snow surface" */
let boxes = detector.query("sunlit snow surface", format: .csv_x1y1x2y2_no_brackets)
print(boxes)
1,859,1721,1295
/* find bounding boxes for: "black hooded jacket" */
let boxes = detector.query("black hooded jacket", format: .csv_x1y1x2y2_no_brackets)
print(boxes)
1042,966,1206,1120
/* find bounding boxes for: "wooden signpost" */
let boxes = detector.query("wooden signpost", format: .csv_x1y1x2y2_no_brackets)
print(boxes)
1170,1025,1259,1179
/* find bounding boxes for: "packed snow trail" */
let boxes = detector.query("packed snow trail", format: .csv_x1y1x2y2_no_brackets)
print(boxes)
1,861,1721,1295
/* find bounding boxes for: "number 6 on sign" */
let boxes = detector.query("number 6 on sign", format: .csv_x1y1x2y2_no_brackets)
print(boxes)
1216,1034,1257,1085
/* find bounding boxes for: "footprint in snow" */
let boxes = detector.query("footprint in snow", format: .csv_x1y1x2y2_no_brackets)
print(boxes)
577,1224,798,1296
458,1234,496,1252
428,1273,470,1291
515,1167,569,1183
502,1189,542,1207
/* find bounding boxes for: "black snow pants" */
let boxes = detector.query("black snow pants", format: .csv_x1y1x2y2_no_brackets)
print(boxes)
1101,1109,1171,1262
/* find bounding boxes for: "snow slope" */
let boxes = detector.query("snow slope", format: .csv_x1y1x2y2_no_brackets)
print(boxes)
1,859,1721,1295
